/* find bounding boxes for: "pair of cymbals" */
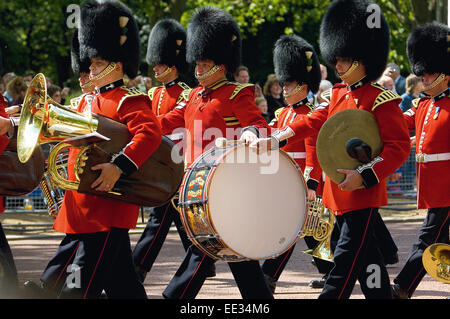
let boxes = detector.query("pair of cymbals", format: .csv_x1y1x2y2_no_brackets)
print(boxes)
316,109,383,184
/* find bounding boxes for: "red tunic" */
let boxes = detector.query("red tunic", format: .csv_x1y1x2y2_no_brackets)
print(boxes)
270,101,323,194
403,91,450,209
54,85,162,234
0,94,10,213
288,82,410,214
158,81,270,167
148,81,191,116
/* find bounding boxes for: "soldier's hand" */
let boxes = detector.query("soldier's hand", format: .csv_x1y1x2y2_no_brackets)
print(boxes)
91,163,122,192
239,129,259,145
249,137,273,154
337,169,364,191
307,189,316,201
0,116,13,136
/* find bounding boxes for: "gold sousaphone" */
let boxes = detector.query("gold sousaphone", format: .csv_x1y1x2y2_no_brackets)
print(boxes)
422,227,450,284
316,109,383,184
18,74,184,207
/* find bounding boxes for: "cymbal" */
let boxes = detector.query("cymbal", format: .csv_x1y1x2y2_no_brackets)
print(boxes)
422,243,450,284
316,109,383,184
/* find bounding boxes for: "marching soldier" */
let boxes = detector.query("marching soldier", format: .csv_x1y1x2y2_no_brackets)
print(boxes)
23,30,95,298
28,0,162,299
132,18,197,283
251,0,410,299
0,93,19,298
392,22,450,299
261,34,334,293
158,6,273,299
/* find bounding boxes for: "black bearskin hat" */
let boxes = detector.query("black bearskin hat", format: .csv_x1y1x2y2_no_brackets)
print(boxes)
71,30,90,74
273,34,322,94
78,0,140,78
320,0,390,81
407,22,450,76
146,19,188,74
186,6,241,74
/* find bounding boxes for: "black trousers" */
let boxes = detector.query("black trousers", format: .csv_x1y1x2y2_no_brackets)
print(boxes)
372,210,398,263
42,227,146,299
132,202,191,272
319,208,392,299
394,206,450,297
163,244,273,299
261,233,336,282
0,222,19,298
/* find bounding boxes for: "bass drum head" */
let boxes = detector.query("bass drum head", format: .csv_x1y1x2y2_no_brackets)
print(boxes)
208,146,307,259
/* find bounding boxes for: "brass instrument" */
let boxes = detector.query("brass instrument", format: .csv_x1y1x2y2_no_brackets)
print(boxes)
40,150,67,219
299,196,335,262
18,74,185,207
422,226,450,284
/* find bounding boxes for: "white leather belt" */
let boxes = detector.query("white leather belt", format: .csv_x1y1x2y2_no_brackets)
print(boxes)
416,152,450,163
165,133,184,141
287,152,306,159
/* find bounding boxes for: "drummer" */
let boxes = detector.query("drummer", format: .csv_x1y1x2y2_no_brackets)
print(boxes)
261,34,334,293
250,0,410,299
157,7,272,299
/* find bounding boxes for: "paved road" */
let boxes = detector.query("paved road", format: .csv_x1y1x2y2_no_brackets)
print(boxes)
6,220,449,299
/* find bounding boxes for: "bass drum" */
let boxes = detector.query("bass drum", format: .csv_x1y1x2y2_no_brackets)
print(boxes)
179,142,307,261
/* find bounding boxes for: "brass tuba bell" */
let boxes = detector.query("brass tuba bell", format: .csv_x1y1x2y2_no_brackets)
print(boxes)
422,226,450,284
17,73,101,164
299,196,334,262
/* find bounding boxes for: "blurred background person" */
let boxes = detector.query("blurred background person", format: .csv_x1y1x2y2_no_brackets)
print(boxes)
378,74,394,91
384,62,406,95
47,84,62,104
263,73,286,119
399,74,424,112
6,76,26,105
234,65,263,98
254,96,270,123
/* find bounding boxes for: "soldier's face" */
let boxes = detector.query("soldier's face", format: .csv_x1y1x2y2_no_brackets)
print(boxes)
195,60,215,76
422,73,450,96
335,57,353,76
153,64,169,77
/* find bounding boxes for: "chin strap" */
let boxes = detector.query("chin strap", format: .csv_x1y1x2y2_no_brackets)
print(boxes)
422,73,446,93
195,65,223,82
155,66,174,83
340,60,360,81
90,62,117,83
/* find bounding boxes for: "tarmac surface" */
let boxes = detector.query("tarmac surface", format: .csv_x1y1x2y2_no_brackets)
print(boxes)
2,210,448,300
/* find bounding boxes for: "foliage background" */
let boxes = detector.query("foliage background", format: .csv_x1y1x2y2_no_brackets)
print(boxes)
0,0,447,90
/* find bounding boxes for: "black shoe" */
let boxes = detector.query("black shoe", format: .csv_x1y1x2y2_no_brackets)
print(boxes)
391,284,409,299
264,275,276,294
23,281,56,299
135,265,148,283
205,264,216,278
309,275,327,289
384,252,399,266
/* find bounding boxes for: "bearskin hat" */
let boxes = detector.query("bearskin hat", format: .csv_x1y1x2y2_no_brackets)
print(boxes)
78,0,140,78
71,30,90,74
273,34,322,94
320,0,390,81
186,6,241,74
407,22,450,76
146,19,188,74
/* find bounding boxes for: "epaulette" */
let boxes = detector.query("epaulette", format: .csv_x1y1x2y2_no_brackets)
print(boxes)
411,97,421,109
274,107,285,121
371,83,401,111
148,87,161,101
176,82,192,104
70,95,83,109
117,86,147,112
230,82,255,100
320,88,332,103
